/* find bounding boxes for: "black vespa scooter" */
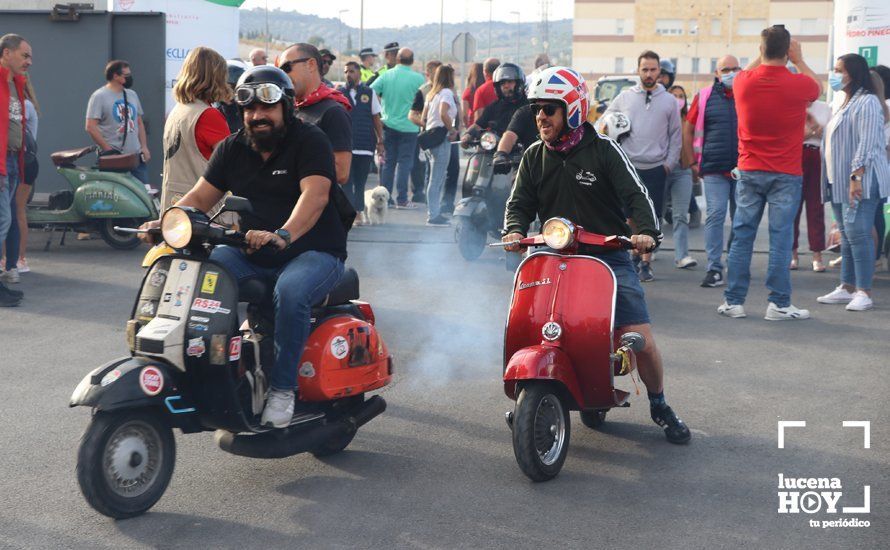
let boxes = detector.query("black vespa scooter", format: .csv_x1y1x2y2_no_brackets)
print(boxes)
71,198,393,519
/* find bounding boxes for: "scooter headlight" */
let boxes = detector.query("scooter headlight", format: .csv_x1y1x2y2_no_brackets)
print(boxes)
480,131,498,151
161,207,193,249
542,217,575,250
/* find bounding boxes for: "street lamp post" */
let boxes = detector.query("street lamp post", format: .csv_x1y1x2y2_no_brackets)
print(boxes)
440,0,444,59
339,9,349,80
510,10,520,61
484,0,493,58
359,0,364,51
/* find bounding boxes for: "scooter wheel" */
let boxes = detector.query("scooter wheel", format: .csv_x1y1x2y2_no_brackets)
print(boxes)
456,218,485,261
76,409,175,519
579,409,608,429
512,385,570,482
99,219,142,250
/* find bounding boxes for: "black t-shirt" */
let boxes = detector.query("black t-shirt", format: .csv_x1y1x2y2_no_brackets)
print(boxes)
506,103,539,150
475,97,527,135
204,119,347,266
294,99,353,152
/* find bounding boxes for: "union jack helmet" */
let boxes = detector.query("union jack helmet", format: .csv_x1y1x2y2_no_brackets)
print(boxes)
528,66,589,130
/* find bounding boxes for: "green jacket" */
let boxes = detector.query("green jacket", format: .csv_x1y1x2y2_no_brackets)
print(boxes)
505,123,662,243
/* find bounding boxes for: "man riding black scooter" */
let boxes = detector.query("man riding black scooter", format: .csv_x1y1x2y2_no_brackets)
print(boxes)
140,66,348,428
461,62,528,148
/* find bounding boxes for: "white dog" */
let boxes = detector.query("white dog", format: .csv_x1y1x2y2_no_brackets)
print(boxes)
364,185,390,225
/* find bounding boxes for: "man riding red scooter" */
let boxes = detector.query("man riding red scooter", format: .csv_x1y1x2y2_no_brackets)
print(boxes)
502,66,691,445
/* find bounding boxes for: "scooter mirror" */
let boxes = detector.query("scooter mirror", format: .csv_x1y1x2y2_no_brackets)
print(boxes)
223,195,253,214
620,332,646,353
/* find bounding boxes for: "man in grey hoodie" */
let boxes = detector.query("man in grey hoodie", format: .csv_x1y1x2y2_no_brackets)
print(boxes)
604,50,681,282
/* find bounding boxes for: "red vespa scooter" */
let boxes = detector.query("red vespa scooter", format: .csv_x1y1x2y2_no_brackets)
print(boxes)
495,217,645,481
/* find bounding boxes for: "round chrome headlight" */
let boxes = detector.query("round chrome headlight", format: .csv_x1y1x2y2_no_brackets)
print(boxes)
542,217,575,250
161,207,193,249
480,131,498,151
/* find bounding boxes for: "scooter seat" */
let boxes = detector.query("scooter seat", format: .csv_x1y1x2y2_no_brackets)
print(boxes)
237,268,360,306
50,146,96,167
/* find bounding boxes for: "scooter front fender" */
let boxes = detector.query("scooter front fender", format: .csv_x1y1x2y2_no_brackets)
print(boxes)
70,356,181,413
503,345,583,408
453,196,487,219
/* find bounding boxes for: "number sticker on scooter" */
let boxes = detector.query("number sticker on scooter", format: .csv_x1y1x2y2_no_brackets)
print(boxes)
229,336,242,361
191,297,230,314
330,336,349,359
139,366,164,396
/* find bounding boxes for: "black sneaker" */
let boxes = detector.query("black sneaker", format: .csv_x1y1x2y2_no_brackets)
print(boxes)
1,282,23,299
0,285,21,307
651,405,691,444
701,270,725,287
426,215,451,226
638,261,654,282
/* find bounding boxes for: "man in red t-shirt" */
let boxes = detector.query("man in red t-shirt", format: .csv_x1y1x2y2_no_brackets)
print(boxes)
472,58,500,123
718,27,820,322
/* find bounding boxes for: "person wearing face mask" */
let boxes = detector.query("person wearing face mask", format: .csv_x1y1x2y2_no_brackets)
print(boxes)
665,85,698,269
816,54,890,312
604,50,681,283
685,55,741,288
718,27,820,321
86,60,150,185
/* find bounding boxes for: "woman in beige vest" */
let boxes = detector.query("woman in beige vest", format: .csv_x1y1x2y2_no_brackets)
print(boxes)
161,46,232,217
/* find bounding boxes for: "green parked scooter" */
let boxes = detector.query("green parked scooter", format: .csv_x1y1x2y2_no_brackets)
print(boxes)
28,146,160,250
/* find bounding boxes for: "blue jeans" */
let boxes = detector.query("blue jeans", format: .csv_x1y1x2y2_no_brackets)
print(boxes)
724,171,802,307
130,159,148,185
666,166,693,262
703,174,736,272
0,152,20,246
381,126,418,204
210,247,345,390
424,138,451,219
831,189,881,290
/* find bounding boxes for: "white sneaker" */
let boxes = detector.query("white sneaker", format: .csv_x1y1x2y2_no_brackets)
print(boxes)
1,268,20,284
675,256,698,269
261,389,295,428
845,291,873,312
765,302,810,321
717,302,746,318
16,259,29,273
817,285,854,304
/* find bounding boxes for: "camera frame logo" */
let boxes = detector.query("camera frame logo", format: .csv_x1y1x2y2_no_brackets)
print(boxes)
776,421,871,529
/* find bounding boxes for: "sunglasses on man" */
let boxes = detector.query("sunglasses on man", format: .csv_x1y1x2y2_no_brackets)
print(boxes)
279,57,311,73
530,103,561,117
235,83,286,106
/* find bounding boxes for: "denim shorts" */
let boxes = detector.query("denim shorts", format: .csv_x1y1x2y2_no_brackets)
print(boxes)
594,249,651,327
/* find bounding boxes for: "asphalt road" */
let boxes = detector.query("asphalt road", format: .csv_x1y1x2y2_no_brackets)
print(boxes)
1,208,888,549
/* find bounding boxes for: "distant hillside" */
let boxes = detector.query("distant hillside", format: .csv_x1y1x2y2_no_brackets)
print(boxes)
240,8,571,67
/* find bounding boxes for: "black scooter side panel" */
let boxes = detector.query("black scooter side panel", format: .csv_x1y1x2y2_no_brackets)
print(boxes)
453,197,487,219
69,356,181,413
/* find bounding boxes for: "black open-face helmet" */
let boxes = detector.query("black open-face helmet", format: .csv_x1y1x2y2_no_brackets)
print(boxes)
226,59,247,87
234,65,296,119
493,62,526,100
659,59,676,88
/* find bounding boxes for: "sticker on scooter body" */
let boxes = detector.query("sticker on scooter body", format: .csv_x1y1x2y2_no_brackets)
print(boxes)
186,337,206,357
201,272,218,295
191,298,230,314
139,366,164,396
229,336,242,361
330,336,349,359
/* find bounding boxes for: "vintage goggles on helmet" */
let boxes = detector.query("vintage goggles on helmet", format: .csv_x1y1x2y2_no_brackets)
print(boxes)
235,83,286,107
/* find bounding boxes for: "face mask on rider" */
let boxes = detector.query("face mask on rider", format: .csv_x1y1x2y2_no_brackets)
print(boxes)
720,72,736,89
124,75,134,89
828,71,845,92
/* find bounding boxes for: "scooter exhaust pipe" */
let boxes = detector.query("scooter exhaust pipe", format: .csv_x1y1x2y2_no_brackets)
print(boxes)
215,396,387,459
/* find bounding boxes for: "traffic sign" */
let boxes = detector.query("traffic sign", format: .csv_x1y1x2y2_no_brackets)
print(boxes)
452,32,476,62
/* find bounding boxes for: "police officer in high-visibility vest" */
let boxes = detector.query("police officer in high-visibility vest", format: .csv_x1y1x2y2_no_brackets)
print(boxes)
359,47,377,83
366,42,399,86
